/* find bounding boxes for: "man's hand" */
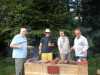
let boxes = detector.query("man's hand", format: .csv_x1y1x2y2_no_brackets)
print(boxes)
39,43,42,54
82,50,87,56
71,47,75,51
28,46,33,49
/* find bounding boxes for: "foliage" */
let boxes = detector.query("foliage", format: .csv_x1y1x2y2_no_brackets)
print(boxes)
81,0,100,49
0,0,100,53
0,0,73,44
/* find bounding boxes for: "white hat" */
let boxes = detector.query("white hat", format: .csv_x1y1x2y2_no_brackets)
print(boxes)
45,28,51,33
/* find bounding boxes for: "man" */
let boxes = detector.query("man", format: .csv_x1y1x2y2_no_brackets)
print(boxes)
39,28,54,53
39,28,55,61
71,28,89,63
10,27,28,75
57,31,70,63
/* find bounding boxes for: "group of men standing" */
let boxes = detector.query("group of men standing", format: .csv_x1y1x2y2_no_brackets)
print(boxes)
39,28,89,63
10,27,89,75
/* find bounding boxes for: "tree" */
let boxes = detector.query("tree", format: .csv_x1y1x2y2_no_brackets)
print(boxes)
0,0,74,56
81,0,100,52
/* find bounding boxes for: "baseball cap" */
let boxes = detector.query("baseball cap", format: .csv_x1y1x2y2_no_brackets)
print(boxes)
45,28,51,33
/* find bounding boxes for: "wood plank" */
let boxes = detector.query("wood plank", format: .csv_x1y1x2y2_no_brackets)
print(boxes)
78,64,88,75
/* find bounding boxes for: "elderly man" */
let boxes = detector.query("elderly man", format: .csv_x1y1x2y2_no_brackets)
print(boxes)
71,28,89,63
10,27,28,75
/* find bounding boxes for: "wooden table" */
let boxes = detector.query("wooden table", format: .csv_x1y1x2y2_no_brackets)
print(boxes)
24,63,88,75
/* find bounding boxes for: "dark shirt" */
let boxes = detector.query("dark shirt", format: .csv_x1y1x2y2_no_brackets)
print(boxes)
40,37,54,53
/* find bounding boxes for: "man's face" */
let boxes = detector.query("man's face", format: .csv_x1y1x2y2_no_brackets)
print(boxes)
74,30,81,38
45,32,50,37
20,28,28,36
60,31,64,37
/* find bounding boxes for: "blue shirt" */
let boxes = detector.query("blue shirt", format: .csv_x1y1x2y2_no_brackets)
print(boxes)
11,34,27,58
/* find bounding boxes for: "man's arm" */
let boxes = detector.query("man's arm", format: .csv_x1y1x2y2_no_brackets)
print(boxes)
57,38,61,51
67,37,71,52
10,35,22,49
82,38,89,52
10,43,21,48
39,43,42,54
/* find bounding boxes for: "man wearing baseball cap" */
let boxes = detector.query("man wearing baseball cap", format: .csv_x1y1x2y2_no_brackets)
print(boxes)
39,28,54,53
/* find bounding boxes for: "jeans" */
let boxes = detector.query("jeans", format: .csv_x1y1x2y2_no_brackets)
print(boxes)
15,58,26,75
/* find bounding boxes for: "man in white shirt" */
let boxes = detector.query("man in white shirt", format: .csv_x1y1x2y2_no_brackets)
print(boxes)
71,28,89,63
57,31,70,63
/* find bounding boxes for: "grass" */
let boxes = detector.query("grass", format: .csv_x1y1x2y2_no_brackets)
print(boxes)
0,54,100,75
88,56,96,75
0,57,15,75
88,54,100,75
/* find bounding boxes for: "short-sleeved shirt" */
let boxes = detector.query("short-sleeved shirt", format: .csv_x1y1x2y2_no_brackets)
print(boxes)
10,34,27,58
40,37,54,53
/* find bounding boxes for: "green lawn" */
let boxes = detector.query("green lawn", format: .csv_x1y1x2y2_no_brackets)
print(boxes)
0,57,15,75
88,56,96,75
0,54,99,75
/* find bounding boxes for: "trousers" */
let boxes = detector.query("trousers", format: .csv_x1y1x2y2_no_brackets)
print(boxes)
15,58,26,75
